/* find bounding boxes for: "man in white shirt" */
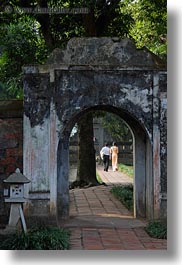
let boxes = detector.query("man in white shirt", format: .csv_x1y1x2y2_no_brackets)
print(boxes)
100,143,110,172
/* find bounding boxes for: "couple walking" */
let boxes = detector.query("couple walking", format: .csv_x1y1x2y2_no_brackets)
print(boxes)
100,142,119,172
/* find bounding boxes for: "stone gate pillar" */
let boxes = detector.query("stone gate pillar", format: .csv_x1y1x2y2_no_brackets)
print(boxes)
152,72,167,219
23,69,60,219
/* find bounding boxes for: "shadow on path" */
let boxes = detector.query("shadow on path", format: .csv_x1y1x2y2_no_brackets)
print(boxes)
59,166,167,250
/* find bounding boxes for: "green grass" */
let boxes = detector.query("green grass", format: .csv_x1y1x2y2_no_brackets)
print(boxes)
0,226,70,250
96,172,104,184
111,186,167,239
110,185,133,211
145,220,167,239
118,163,134,178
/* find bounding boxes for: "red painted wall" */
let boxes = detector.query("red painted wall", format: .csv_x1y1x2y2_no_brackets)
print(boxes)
0,100,23,225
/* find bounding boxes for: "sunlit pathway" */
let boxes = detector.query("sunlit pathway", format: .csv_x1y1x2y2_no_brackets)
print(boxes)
60,167,167,250
69,185,132,218
96,165,133,186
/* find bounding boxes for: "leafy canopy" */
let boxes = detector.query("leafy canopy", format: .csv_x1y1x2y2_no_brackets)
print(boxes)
0,0,167,99
0,15,47,98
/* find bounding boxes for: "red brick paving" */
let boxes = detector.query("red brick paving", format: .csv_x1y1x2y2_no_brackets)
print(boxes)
69,227,167,250
67,167,167,250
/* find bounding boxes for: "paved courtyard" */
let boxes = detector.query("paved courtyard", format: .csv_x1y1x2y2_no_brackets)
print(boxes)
60,166,167,250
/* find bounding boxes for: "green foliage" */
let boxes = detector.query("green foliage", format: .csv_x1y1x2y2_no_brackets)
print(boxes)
96,172,103,184
111,185,133,211
0,77,24,99
127,0,167,59
0,16,48,99
1,18,47,63
98,112,132,142
145,220,167,239
118,163,134,178
0,226,70,250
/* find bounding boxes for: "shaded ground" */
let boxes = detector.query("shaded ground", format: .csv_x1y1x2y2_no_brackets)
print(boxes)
60,166,167,250
0,165,166,250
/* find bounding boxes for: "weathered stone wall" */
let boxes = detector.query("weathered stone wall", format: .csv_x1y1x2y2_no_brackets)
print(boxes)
159,74,167,218
22,38,167,221
0,100,23,225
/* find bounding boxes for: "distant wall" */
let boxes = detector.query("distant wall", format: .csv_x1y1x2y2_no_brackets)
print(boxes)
0,100,23,225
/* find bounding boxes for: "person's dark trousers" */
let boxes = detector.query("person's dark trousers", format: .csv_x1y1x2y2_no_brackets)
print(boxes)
103,155,110,171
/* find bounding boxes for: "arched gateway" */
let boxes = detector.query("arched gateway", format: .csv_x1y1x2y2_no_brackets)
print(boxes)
23,38,167,223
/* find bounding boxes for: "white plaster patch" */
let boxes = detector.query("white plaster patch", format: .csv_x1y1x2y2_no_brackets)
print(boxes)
161,98,167,109
121,87,151,113
30,117,50,191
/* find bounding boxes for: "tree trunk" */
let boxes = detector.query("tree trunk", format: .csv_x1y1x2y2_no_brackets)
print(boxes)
82,8,97,37
76,112,99,186
35,0,55,49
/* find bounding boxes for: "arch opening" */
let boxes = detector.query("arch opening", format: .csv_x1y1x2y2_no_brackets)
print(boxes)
57,105,153,222
22,37,167,224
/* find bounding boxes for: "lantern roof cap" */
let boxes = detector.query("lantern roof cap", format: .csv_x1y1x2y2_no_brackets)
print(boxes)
3,168,30,184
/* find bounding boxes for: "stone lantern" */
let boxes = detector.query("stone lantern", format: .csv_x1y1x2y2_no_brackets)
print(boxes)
3,168,30,233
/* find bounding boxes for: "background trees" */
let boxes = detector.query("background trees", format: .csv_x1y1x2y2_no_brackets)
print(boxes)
0,0,167,99
128,0,167,59
101,112,132,142
0,15,47,98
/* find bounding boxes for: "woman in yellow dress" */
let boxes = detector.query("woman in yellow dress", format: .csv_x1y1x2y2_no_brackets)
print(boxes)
110,142,119,172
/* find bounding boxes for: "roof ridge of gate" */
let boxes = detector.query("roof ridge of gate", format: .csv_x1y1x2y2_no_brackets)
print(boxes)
46,37,166,69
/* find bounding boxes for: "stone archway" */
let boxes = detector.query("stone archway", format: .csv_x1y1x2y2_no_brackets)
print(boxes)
23,38,167,223
57,105,152,221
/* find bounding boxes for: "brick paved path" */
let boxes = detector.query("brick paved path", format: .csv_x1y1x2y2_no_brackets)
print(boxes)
62,166,167,250
96,165,133,186
69,227,167,250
